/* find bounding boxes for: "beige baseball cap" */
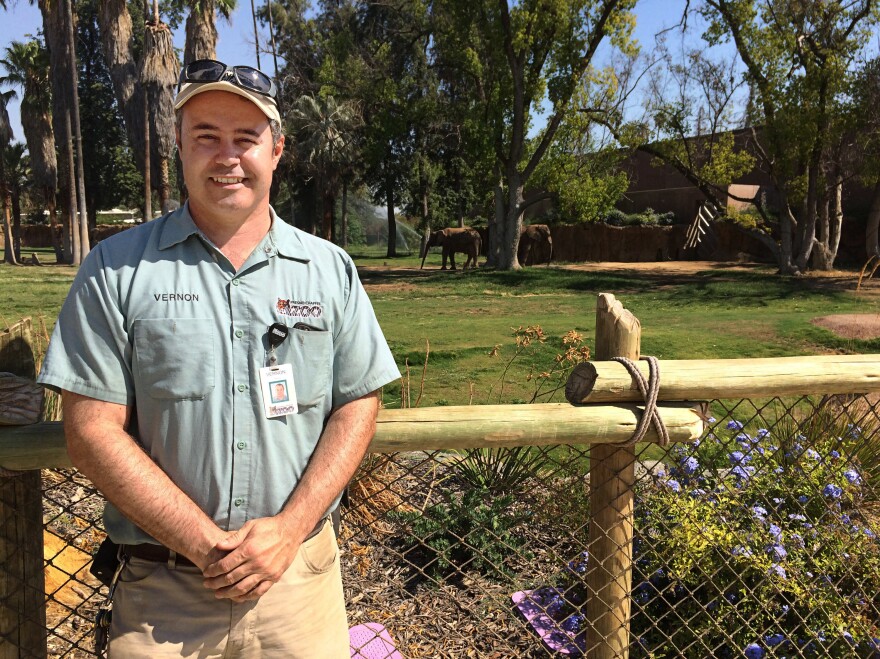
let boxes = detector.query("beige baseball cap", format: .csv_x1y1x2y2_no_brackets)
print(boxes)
174,81,282,125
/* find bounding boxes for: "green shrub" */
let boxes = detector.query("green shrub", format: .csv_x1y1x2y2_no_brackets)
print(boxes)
533,412,880,658
391,489,530,580
454,446,548,496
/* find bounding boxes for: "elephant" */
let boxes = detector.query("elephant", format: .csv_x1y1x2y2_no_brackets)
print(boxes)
518,224,553,266
420,227,482,271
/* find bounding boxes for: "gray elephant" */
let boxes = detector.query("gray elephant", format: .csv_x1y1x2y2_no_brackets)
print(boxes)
518,224,553,266
420,227,482,270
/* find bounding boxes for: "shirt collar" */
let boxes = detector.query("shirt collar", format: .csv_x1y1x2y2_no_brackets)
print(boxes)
157,203,312,263
157,203,200,250
266,207,312,263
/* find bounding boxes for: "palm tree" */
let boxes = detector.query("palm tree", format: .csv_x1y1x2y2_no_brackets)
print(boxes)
98,0,178,217
141,16,180,214
3,142,30,263
0,88,17,264
0,40,58,252
289,94,363,243
38,0,78,263
184,0,237,64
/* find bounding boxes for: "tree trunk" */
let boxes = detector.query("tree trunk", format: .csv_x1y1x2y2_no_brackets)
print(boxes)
866,178,880,258
2,184,17,265
98,0,146,185
45,191,62,263
65,110,81,266
341,178,349,249
140,23,179,210
496,166,523,270
159,157,170,212
249,0,261,70
386,165,397,258
321,180,333,242
143,94,152,222
418,155,430,235
11,187,21,263
39,0,75,264
67,0,90,261
184,0,218,64
488,171,503,268
777,197,799,275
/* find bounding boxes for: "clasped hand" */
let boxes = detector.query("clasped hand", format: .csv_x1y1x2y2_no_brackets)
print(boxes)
200,516,299,603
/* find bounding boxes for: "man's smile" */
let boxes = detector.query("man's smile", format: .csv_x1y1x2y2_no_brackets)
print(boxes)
212,176,245,184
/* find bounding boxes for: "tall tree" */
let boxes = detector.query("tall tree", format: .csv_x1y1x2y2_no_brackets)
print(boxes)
140,15,179,213
77,0,143,219
183,0,237,64
66,0,90,261
39,0,79,263
0,39,59,252
288,93,363,242
0,89,17,264
3,143,29,263
432,0,637,269
98,0,177,214
698,0,880,273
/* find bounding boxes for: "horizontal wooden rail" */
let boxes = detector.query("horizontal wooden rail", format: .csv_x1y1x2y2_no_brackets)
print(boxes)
0,402,707,471
566,354,880,404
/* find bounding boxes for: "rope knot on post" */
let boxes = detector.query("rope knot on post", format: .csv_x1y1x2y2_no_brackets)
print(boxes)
611,356,670,447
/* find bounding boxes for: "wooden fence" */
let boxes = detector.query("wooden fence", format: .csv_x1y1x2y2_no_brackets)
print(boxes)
2,298,880,658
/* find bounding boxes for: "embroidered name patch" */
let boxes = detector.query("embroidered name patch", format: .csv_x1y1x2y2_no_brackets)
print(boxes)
276,298,324,319
153,292,200,302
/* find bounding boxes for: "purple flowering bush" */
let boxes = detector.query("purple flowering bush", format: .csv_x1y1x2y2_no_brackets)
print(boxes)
531,407,879,657
627,409,880,657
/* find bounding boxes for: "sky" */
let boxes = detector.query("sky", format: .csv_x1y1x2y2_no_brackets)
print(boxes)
0,0,691,143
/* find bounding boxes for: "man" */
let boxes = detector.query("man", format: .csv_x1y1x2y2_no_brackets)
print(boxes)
38,60,400,657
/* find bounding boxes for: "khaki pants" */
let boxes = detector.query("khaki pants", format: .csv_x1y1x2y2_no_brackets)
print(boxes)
108,520,349,658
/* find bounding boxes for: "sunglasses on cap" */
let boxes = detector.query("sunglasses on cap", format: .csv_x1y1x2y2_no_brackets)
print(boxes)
177,59,278,101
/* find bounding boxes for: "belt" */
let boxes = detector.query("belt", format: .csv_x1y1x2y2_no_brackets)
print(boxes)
121,517,329,568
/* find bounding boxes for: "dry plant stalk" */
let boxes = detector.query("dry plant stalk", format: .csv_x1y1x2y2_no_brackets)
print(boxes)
344,455,414,539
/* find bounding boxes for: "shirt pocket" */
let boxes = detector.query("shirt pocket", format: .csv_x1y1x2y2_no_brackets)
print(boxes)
132,318,216,400
279,327,332,411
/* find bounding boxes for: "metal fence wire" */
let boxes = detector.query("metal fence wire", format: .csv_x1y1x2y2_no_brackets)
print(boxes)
3,394,879,658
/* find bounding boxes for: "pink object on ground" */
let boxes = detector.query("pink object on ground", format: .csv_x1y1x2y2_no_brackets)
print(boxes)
512,589,586,656
349,622,403,659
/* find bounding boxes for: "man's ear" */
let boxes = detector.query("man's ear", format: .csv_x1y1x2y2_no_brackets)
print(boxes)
273,135,285,169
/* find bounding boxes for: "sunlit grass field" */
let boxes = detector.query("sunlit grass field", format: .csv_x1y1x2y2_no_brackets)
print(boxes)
3,248,879,408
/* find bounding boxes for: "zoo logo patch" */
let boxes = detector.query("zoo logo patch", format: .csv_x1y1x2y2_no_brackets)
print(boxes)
276,298,324,319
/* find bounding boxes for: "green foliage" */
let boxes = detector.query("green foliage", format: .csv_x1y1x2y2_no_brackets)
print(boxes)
77,0,143,211
603,207,677,226
454,447,547,496
531,407,880,657
632,412,880,656
391,489,530,580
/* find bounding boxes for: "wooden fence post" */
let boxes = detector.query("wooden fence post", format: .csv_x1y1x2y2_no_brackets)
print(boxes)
586,294,639,659
0,318,48,658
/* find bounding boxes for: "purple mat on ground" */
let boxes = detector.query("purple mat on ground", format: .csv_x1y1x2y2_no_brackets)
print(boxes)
349,622,403,659
512,589,586,656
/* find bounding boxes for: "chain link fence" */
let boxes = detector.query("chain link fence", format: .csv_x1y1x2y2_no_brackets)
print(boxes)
1,393,878,658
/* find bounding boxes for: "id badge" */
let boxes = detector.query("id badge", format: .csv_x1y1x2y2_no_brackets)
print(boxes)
259,364,298,417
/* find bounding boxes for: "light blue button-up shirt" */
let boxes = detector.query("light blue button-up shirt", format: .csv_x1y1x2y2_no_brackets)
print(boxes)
38,204,401,544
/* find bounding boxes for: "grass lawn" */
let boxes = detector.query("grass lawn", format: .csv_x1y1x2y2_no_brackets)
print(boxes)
3,252,879,408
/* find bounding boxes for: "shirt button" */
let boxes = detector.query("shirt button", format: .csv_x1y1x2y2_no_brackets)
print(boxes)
234,498,244,507
237,384,247,392
232,279,240,286
235,329,243,338
237,441,246,450
264,246,272,254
